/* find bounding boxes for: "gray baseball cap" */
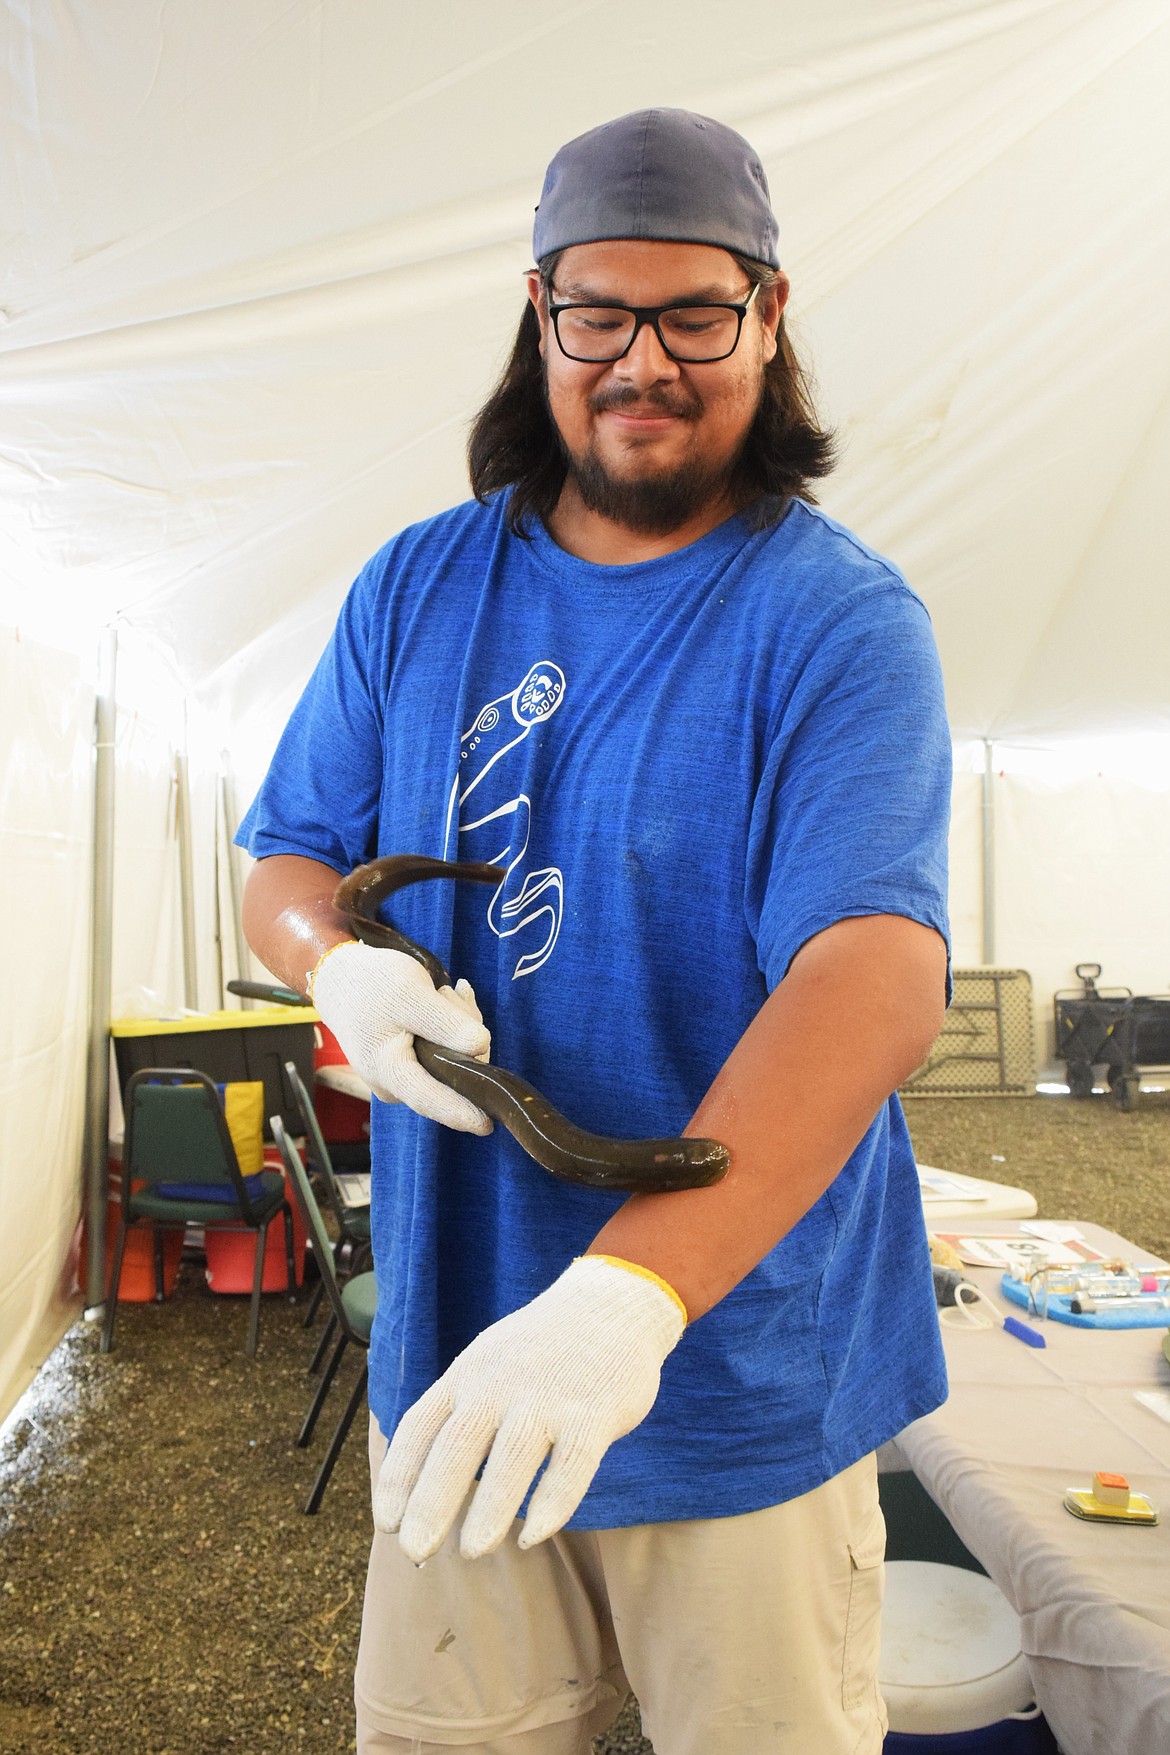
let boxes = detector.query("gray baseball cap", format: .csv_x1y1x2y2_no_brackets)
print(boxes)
533,108,780,269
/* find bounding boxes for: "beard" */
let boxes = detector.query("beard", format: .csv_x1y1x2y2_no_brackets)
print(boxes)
546,379,748,536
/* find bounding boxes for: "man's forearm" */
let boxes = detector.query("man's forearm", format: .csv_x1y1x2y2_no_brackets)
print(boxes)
585,913,948,1322
240,853,355,995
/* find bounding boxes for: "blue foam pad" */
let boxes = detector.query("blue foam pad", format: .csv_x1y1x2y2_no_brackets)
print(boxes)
1001,1274,1170,1329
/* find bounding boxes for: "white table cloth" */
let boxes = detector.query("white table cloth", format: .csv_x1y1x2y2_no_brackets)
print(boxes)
886,1221,1170,1755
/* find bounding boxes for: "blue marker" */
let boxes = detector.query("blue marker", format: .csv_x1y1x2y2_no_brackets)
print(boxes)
1003,1315,1046,1348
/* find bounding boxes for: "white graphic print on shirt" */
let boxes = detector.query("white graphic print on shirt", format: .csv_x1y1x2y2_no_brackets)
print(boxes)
443,661,566,979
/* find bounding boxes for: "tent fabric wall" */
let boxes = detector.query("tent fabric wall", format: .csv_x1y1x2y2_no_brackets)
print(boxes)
946,746,1170,1077
0,635,92,1428
97,624,242,1027
0,627,227,1425
993,762,1170,1073
109,705,185,1024
946,758,985,972
104,642,230,1149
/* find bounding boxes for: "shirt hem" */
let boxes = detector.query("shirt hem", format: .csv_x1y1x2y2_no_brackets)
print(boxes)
559,1391,948,1530
769,898,951,989
368,1380,948,1533
232,831,349,872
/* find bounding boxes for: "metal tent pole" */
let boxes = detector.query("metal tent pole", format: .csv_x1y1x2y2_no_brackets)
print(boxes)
982,738,996,966
175,745,199,1010
211,782,225,1010
220,765,253,1007
82,627,117,1314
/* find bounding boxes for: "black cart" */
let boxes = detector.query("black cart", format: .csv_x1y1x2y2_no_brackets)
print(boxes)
1054,964,1170,1110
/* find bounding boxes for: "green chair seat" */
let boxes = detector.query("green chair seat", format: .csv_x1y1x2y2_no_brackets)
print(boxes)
129,1169,287,1224
342,1209,372,1245
340,1271,377,1340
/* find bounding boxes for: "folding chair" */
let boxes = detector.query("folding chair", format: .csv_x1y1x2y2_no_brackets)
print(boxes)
271,1115,377,1514
283,1060,371,1362
101,1069,296,1359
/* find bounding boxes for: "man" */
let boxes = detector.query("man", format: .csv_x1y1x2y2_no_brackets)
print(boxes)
239,109,951,1755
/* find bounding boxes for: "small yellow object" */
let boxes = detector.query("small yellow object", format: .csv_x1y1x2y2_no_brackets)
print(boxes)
1064,1472,1158,1525
928,1233,965,1272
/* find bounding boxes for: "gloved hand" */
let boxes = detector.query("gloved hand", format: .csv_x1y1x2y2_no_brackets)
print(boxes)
373,1254,687,1561
309,938,493,1134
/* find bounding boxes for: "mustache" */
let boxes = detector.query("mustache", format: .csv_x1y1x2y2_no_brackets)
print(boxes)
588,384,702,420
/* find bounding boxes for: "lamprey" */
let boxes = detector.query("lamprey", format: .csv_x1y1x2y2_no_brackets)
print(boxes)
332,855,730,1192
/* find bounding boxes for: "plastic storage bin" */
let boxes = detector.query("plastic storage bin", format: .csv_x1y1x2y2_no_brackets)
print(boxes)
884,1722,1057,1754
89,1145,183,1303
313,1021,371,1144
111,1007,318,1137
880,1562,1057,1754
203,1146,307,1293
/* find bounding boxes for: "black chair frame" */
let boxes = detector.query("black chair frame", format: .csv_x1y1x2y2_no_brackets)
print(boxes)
282,1060,372,1348
272,1115,375,1514
102,1067,296,1359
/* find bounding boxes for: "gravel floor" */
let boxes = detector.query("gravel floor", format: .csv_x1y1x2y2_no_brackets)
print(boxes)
906,1088,1170,1263
1,1090,1167,1754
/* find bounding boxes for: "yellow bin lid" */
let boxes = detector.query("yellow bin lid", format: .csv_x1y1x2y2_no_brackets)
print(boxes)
111,1007,319,1037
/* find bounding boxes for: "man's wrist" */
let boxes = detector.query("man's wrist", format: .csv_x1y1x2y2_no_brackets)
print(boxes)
306,934,358,1000
578,1252,689,1325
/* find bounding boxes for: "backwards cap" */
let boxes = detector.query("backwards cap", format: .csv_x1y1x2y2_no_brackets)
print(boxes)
533,108,780,269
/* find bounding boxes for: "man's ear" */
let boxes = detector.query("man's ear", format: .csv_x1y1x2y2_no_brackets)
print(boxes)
759,272,790,366
526,271,548,357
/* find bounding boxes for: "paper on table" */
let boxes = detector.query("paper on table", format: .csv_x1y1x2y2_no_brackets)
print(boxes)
919,1169,990,1203
935,1234,1088,1274
335,1172,370,1209
1020,1222,1106,1261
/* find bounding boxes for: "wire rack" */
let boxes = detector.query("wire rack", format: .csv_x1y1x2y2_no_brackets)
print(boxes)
900,967,1035,1097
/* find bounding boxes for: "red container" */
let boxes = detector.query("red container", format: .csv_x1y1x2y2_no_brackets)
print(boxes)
82,1151,184,1303
313,1022,370,1142
203,1147,307,1293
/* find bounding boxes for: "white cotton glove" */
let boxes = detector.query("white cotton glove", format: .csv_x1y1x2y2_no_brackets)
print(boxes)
373,1255,687,1562
309,939,493,1134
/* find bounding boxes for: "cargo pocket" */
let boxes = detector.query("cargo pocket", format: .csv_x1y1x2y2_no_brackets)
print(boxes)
841,1511,886,1711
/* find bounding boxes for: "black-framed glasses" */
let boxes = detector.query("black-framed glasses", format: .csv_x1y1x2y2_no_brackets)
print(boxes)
547,281,760,364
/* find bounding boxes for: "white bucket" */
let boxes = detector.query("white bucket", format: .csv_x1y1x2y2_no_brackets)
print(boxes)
880,1561,1035,1735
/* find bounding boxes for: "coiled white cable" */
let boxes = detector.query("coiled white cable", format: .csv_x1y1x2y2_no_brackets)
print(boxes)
940,1280,998,1329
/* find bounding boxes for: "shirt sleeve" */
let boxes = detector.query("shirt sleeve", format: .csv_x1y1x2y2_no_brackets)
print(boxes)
745,580,952,993
234,561,385,874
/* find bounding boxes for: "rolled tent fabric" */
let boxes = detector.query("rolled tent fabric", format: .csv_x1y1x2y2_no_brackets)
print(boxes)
0,636,92,1426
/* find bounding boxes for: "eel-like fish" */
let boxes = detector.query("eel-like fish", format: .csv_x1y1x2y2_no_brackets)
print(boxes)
332,854,730,1193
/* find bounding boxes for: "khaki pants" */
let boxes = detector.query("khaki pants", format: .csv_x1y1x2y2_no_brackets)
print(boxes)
356,1416,887,1755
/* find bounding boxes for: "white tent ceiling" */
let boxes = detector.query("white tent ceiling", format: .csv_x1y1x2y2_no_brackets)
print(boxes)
3,0,1168,757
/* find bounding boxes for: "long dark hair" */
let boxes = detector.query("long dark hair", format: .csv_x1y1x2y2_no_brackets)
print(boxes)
467,252,836,537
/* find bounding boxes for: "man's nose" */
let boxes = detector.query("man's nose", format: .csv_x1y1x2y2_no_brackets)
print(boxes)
613,318,681,388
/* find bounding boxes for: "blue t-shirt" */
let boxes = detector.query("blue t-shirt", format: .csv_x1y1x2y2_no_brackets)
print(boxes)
238,492,952,1527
